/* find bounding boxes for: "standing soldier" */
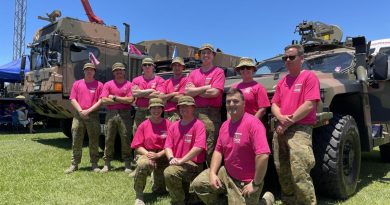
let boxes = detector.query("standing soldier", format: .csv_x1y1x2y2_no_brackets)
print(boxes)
100,62,135,173
271,44,320,205
161,57,187,122
131,98,170,205
65,63,103,174
164,96,207,205
185,43,225,164
231,57,270,119
132,58,165,134
190,88,274,205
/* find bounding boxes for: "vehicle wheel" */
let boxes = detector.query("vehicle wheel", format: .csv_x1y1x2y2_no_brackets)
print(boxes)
60,119,72,138
379,143,390,163
312,114,361,199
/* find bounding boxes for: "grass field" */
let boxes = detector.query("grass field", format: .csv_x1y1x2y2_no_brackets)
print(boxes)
0,131,389,205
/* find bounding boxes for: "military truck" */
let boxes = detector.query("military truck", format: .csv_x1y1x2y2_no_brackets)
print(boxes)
225,21,390,199
22,12,240,138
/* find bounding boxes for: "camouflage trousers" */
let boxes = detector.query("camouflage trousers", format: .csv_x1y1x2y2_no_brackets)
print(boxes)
103,109,133,162
134,154,168,195
195,107,221,165
273,124,316,205
190,167,264,205
132,108,149,136
164,161,204,204
164,110,181,122
71,112,100,165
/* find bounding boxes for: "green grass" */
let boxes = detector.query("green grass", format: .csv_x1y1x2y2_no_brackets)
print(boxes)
0,132,389,205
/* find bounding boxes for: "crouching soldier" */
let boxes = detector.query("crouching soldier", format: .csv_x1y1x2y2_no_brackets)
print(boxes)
131,98,170,205
191,88,274,205
164,96,207,205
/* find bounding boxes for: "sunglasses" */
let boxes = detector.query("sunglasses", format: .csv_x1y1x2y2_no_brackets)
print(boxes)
282,55,300,62
238,66,254,71
142,64,153,67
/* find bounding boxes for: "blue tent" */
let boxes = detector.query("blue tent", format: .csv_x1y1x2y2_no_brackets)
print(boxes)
0,58,30,83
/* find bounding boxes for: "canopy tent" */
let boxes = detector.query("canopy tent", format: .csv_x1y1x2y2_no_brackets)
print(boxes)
0,58,30,83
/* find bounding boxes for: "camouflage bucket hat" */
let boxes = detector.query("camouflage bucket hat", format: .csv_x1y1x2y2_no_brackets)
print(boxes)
235,57,257,71
177,96,196,107
199,43,216,53
142,57,154,65
112,62,125,71
83,63,96,70
148,98,165,109
171,57,185,67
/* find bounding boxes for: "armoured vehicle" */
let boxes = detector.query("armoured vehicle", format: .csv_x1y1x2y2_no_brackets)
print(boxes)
226,21,390,199
21,5,240,137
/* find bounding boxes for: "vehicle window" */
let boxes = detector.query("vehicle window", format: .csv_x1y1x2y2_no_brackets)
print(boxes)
305,53,353,73
255,59,286,74
378,47,390,56
70,46,100,62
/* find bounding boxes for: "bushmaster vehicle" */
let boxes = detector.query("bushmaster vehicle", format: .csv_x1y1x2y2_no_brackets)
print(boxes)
21,5,240,137
225,21,390,199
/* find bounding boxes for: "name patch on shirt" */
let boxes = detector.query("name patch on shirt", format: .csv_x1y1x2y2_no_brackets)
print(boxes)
160,131,167,139
233,132,242,144
294,84,302,93
185,134,192,143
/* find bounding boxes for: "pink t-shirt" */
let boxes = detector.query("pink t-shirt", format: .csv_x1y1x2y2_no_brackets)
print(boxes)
231,81,270,115
164,118,207,163
215,113,270,182
100,80,133,110
272,70,320,125
163,75,188,112
187,67,225,108
131,119,170,150
132,75,165,108
69,79,103,110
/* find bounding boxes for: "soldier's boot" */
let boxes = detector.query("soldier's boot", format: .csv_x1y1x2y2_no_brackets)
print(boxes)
134,193,145,205
64,164,78,174
100,161,111,173
261,192,275,205
124,161,132,173
91,163,100,173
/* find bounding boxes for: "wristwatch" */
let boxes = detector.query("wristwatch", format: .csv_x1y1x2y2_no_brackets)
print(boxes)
112,96,116,102
252,180,262,188
168,157,174,162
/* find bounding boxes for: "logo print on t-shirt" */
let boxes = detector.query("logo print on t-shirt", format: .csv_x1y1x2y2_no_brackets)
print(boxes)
294,84,302,93
233,132,242,144
244,87,251,93
89,88,96,93
184,134,192,143
205,77,212,85
160,131,167,139
151,82,156,89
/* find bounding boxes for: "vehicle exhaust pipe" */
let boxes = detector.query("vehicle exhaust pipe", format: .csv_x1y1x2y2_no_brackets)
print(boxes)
124,23,130,52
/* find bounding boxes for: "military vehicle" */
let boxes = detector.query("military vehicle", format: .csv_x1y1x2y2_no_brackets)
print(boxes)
225,21,390,199
21,1,240,138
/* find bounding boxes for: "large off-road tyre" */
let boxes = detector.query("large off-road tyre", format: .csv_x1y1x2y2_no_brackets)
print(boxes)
60,119,73,138
312,115,361,199
379,143,390,163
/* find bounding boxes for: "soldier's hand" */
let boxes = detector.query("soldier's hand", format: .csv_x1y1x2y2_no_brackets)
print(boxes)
147,151,158,160
277,115,291,126
79,110,89,120
241,182,258,197
209,173,222,190
169,158,179,165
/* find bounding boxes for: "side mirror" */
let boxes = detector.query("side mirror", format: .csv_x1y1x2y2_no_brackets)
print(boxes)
70,43,87,52
49,34,62,52
370,52,390,80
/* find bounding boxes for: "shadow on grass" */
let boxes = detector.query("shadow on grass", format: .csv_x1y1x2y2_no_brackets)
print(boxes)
32,137,72,150
143,192,170,204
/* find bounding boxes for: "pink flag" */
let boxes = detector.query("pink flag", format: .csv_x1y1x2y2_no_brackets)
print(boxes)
89,52,100,66
129,44,142,56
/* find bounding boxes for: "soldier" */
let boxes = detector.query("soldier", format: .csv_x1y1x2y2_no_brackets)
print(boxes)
161,57,187,122
100,62,135,173
271,44,320,205
231,57,270,119
131,98,170,205
164,96,207,205
190,88,274,205
185,43,224,164
65,63,103,174
132,57,165,135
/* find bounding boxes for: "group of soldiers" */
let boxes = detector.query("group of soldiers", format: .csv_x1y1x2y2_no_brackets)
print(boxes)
65,43,320,205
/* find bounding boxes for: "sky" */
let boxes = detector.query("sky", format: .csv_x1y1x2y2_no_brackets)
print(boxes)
1,0,390,66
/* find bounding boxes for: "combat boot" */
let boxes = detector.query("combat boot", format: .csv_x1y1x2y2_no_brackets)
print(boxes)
65,164,78,174
91,163,100,173
261,192,275,205
100,161,111,173
124,161,132,173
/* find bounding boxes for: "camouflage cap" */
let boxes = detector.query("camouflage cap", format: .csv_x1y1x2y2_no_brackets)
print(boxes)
177,96,196,107
199,43,216,53
235,57,257,70
148,98,165,109
142,57,154,65
112,62,125,71
83,63,96,70
171,57,185,67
